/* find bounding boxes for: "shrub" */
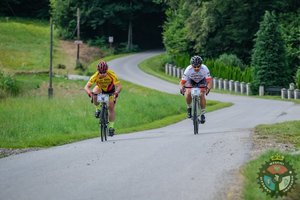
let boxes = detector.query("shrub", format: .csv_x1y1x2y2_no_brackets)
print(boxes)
216,53,245,69
296,68,300,89
87,36,107,47
173,53,190,68
206,59,253,82
0,70,20,98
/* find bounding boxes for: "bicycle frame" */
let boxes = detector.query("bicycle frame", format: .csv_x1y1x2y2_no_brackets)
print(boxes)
185,85,206,134
97,93,110,142
191,88,200,134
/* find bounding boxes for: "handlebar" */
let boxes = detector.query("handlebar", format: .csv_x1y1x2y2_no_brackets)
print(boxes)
180,85,210,95
90,92,118,104
183,85,207,89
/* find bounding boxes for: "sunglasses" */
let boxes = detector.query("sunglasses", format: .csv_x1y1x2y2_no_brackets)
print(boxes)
98,71,107,74
193,65,201,69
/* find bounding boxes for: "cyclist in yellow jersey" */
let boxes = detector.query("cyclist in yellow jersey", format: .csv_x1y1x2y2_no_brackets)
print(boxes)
84,60,122,136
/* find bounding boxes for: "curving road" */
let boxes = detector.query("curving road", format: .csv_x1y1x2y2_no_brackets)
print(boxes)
1,52,300,200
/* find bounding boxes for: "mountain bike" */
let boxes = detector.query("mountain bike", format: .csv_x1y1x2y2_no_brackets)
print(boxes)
184,85,207,135
96,93,110,142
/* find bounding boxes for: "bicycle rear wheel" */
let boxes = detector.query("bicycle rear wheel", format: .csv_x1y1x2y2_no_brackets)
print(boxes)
193,97,199,135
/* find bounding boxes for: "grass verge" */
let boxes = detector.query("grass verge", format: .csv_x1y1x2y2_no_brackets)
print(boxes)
242,121,300,199
0,75,183,148
138,53,180,84
0,74,229,149
242,151,300,200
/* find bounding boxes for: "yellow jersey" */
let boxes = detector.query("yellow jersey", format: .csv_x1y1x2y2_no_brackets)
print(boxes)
88,69,120,92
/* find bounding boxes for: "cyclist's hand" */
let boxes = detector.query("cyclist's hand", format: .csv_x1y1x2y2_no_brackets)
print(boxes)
88,91,92,97
206,88,210,96
180,87,185,95
114,91,119,99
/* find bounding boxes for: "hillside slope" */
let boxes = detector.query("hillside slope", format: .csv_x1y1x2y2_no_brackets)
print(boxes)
0,18,101,74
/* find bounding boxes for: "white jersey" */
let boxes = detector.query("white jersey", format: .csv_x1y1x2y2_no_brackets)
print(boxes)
182,64,211,83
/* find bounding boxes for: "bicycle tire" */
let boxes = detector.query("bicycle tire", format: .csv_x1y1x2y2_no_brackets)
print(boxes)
103,107,108,141
100,124,104,142
100,105,108,142
193,97,199,135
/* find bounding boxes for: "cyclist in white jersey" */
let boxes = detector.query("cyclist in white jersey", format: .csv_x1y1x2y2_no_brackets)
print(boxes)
179,55,212,123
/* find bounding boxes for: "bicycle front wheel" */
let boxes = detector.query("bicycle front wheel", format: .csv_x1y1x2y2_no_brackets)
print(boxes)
193,97,199,135
100,106,108,142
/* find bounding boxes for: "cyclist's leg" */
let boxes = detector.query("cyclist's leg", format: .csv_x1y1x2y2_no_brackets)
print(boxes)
92,86,101,106
185,88,192,105
199,92,206,123
185,83,192,118
200,91,206,110
107,97,116,136
199,79,207,123
108,97,115,122
92,86,102,118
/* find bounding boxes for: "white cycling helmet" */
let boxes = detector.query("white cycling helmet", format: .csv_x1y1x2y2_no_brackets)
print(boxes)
190,55,203,66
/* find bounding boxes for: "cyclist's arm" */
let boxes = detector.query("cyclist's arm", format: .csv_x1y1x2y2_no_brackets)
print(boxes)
84,82,93,97
115,82,122,94
85,72,98,97
202,65,212,90
179,79,186,89
206,77,212,90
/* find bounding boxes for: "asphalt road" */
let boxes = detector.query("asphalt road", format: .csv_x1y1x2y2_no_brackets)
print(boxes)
1,52,300,200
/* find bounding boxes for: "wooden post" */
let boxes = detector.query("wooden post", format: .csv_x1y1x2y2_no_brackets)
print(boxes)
48,18,53,98
76,8,80,67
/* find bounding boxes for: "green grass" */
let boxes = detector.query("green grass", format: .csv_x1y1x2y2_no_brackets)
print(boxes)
0,18,54,71
0,75,181,148
242,151,300,200
255,121,300,148
0,73,229,148
242,121,300,199
139,53,181,84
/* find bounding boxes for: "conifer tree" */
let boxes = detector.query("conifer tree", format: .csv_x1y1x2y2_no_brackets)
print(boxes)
251,11,290,94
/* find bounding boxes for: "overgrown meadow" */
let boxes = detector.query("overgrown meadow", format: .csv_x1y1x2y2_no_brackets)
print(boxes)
0,74,189,148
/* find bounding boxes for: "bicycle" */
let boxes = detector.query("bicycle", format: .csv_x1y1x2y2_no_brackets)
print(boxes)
94,93,110,142
183,85,207,135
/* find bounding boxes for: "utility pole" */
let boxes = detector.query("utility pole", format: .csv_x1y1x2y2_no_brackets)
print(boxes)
127,0,133,51
127,20,132,51
75,8,82,67
48,18,53,98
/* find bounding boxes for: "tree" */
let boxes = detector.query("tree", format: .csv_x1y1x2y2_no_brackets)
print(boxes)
185,0,220,57
0,0,49,18
251,11,291,93
161,0,300,64
279,10,300,76
162,0,189,57
50,0,164,50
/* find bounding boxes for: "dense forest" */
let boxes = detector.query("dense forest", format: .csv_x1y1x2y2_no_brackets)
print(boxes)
1,0,299,91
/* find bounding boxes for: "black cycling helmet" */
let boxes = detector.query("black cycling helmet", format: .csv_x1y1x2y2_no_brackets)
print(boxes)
190,55,203,66
97,60,108,74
